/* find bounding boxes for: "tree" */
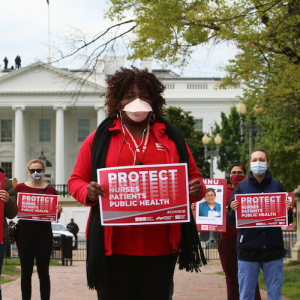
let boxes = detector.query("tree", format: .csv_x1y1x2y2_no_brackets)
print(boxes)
213,107,241,177
220,45,300,190
220,45,300,143
212,106,251,180
256,113,300,191
106,0,300,67
163,106,210,177
56,1,300,69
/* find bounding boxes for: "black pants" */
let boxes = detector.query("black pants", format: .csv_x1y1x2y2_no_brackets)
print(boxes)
97,254,177,300
16,221,53,300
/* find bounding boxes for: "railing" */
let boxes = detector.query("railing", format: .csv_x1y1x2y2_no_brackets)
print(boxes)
4,231,297,263
283,230,297,258
51,184,71,198
202,239,220,261
5,239,87,264
199,230,297,261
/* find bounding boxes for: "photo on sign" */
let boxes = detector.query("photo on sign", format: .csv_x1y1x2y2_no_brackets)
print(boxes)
196,185,224,225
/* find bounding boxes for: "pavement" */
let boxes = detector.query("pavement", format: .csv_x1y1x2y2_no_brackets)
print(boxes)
1,260,291,300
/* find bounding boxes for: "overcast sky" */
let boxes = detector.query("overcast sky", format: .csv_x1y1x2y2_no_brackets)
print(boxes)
0,0,238,77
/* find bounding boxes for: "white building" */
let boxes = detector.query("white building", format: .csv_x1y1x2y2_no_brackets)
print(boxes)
0,57,243,184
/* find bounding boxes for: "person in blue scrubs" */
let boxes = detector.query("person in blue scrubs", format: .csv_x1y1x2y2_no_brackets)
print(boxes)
198,188,221,217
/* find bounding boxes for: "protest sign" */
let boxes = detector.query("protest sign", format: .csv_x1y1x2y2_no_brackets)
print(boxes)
235,192,288,228
17,193,58,221
97,163,190,225
194,179,227,232
0,173,5,243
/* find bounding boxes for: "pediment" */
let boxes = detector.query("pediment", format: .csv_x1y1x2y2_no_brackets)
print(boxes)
0,61,105,94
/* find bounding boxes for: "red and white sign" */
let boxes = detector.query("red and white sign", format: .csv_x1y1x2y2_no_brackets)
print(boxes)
194,179,227,232
282,192,294,231
0,173,5,243
97,163,190,225
17,193,58,221
235,192,288,228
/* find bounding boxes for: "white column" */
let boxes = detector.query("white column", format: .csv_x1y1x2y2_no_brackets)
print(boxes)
95,106,106,126
54,106,66,184
12,106,25,182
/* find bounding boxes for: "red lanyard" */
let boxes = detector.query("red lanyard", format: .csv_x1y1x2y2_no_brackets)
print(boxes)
124,125,150,164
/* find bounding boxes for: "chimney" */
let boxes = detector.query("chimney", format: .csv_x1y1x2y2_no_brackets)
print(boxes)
140,58,153,72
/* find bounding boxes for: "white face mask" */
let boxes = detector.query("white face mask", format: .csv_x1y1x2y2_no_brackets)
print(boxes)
122,98,153,122
250,161,267,176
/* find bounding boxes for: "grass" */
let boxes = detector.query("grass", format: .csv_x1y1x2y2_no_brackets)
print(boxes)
1,259,21,283
0,258,61,284
217,261,300,300
257,261,300,300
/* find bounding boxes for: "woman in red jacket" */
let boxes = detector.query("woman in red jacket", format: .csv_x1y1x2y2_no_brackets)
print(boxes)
69,67,207,300
218,163,261,300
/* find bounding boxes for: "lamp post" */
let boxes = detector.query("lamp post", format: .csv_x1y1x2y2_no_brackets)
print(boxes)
236,102,264,158
202,126,222,178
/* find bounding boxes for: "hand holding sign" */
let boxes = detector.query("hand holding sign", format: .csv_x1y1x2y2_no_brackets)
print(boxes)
285,200,292,210
230,200,239,211
56,205,63,214
0,190,10,203
87,181,106,201
189,179,202,198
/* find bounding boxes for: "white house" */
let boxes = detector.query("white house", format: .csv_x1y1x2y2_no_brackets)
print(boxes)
0,57,243,185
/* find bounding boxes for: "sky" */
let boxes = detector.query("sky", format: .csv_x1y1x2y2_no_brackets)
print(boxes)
0,0,238,77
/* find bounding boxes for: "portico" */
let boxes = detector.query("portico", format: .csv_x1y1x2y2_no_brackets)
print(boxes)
0,61,106,183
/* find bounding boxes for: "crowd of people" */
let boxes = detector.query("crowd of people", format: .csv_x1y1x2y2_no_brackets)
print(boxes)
0,66,294,300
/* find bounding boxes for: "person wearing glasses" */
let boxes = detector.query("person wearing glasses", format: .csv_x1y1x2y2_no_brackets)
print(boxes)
227,149,293,300
14,159,63,300
218,163,261,300
0,167,17,300
198,188,221,217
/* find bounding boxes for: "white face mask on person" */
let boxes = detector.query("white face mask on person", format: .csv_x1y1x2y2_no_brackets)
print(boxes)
122,98,153,122
28,171,44,182
250,161,267,176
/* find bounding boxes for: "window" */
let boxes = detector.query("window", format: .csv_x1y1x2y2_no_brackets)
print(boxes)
1,120,12,142
1,162,12,179
78,119,89,142
194,119,203,132
39,119,51,141
44,174,52,184
165,84,175,90
187,84,208,90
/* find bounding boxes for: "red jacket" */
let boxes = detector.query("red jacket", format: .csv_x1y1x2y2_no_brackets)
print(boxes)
69,119,206,256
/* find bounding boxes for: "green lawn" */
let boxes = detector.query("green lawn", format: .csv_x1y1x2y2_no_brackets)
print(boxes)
218,261,300,300
257,261,300,300
1,259,61,284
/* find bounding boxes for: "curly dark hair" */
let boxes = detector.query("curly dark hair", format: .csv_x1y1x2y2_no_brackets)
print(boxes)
103,67,166,117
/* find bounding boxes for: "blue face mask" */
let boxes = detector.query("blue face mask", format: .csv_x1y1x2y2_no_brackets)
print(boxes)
250,161,267,176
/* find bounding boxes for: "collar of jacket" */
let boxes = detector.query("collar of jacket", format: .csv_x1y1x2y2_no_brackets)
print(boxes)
248,170,272,186
109,118,167,138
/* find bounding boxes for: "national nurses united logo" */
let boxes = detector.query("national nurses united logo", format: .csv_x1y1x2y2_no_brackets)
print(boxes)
97,163,190,226
155,143,165,151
